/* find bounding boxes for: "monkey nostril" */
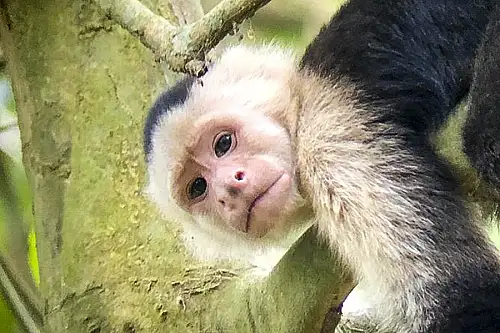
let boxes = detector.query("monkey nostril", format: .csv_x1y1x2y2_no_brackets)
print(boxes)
235,170,245,181
219,199,226,206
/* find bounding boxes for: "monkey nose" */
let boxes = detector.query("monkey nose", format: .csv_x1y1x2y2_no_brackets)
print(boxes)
230,169,247,188
234,170,245,181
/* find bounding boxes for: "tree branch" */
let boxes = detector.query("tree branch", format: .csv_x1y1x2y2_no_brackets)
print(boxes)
156,0,204,84
95,0,270,75
95,0,177,56
214,228,356,332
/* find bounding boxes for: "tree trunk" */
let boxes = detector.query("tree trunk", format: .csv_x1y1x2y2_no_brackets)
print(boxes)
0,1,354,332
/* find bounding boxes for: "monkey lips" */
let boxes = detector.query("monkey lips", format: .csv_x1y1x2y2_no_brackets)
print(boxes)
245,173,291,236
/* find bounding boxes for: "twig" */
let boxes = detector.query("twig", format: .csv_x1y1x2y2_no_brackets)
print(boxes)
95,0,271,75
96,0,177,57
0,254,43,333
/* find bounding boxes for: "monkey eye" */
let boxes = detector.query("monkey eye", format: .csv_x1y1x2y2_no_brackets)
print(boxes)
188,177,207,200
214,132,235,157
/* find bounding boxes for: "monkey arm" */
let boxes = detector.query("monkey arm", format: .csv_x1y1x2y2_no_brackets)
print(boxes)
296,113,500,332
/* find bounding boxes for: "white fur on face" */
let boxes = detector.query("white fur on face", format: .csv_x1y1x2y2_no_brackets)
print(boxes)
146,44,307,272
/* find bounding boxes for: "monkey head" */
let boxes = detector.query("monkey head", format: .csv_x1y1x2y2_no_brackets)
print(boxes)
145,45,307,245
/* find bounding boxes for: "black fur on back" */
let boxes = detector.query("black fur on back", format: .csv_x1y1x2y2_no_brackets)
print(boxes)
301,0,494,137
143,76,195,160
435,266,500,333
463,4,500,192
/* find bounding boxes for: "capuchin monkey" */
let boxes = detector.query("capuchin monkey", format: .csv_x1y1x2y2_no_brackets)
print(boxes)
144,0,500,332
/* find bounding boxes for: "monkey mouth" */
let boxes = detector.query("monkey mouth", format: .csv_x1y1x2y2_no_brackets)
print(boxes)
245,173,284,233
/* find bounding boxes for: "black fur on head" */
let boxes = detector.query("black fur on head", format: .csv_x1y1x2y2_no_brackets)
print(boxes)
143,76,196,160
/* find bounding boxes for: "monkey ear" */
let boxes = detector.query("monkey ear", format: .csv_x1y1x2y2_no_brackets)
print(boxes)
144,76,196,159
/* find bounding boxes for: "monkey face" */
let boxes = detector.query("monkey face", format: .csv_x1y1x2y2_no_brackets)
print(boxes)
146,45,307,239
167,110,302,238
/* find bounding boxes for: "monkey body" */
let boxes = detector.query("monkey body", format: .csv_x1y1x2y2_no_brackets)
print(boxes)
294,70,500,332
144,0,500,332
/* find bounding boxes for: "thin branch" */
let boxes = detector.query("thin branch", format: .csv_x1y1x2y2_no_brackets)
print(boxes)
0,255,43,333
96,0,177,56
157,0,204,84
95,0,270,75
0,151,43,333
189,0,269,47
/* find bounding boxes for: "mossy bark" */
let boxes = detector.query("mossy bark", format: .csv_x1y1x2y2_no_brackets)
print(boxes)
0,1,354,332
